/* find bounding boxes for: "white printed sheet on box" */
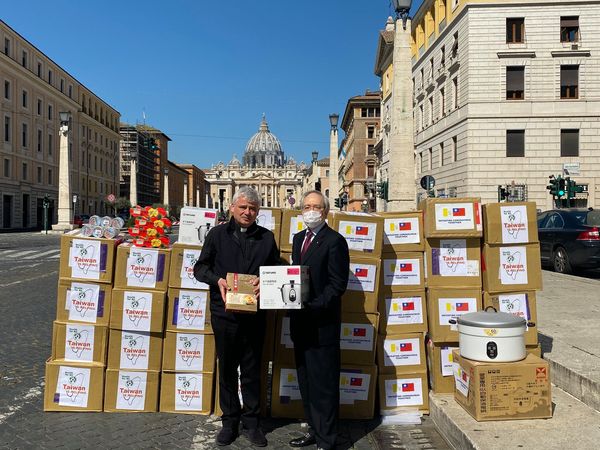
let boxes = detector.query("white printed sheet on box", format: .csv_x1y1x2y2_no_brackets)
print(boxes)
56,365,91,408
69,239,101,280
122,290,153,332
339,372,370,405
180,249,209,289
64,323,95,363
384,377,423,407
115,370,148,411
174,373,204,411
67,282,101,323
385,296,425,325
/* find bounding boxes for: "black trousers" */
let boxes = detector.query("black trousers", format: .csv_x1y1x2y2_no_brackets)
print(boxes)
294,342,340,450
212,314,265,430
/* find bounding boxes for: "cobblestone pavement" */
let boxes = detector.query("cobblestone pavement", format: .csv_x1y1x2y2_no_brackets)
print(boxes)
0,233,450,449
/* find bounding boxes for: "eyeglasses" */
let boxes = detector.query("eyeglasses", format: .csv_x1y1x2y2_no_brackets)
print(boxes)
302,205,323,211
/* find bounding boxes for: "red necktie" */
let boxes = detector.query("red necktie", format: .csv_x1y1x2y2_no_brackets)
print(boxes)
301,229,314,259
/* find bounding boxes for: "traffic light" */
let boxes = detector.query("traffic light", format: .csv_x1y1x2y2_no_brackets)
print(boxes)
342,193,348,206
149,138,158,150
567,178,584,198
546,176,557,197
557,177,566,198
376,181,389,200
334,197,341,209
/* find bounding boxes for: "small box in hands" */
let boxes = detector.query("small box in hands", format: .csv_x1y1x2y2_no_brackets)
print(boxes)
225,273,258,313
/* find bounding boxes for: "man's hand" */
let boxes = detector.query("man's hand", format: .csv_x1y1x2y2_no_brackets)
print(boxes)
217,278,229,303
251,276,260,300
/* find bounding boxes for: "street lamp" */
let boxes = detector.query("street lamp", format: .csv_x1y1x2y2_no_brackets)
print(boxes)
329,113,339,130
311,151,318,163
328,113,340,206
183,178,188,207
163,167,170,208
129,149,138,206
52,111,74,230
392,0,412,29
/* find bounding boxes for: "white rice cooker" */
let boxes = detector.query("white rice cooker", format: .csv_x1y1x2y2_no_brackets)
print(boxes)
454,310,529,362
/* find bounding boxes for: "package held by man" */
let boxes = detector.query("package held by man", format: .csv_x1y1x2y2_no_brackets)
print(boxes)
225,273,258,313
103,369,160,412
452,350,552,421
483,202,539,244
56,280,112,326
168,243,209,290
177,207,218,247
419,197,482,238
259,266,309,309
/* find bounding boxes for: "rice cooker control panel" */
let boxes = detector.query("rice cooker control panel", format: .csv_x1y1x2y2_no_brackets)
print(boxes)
486,341,498,359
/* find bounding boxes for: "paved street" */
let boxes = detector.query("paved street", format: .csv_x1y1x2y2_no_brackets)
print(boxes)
0,233,450,449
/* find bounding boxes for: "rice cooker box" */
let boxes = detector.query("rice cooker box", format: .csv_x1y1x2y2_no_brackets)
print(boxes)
225,273,258,313
425,238,482,288
426,338,459,394
51,321,108,365
482,243,542,293
166,288,212,333
110,288,166,333
419,197,482,238
177,207,218,247
114,244,171,292
43,359,105,412
168,243,209,290
103,369,160,413
271,362,305,419
56,280,112,326
162,331,216,373
160,371,214,415
107,329,164,371
342,257,380,313
380,252,425,294
378,289,428,335
340,312,379,365
376,332,426,374
452,350,552,421
339,364,378,420
59,232,120,284
427,288,482,343
378,371,429,415
483,202,539,244
330,212,383,258
376,211,425,253
483,291,538,346
259,266,309,310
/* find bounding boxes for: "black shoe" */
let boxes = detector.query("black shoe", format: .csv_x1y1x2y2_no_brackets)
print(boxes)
289,432,316,447
216,427,238,446
242,427,268,447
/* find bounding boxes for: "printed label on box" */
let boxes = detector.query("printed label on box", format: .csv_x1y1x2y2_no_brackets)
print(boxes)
453,363,469,396
438,298,478,326
175,333,205,371
119,331,151,370
174,373,203,411
383,217,420,245
115,370,147,410
56,365,91,407
497,293,530,329
280,317,294,349
339,221,377,251
340,323,374,352
64,323,95,363
174,291,208,330
434,203,475,230
383,338,421,367
441,346,458,377
500,205,528,243
69,239,101,280
279,368,302,401
257,210,275,230
180,249,209,289
347,263,377,292
126,248,160,288
122,291,153,332
434,239,468,276
383,259,421,286
499,246,528,285
385,296,424,325
384,377,423,407
288,216,306,244
68,283,101,323
339,372,370,405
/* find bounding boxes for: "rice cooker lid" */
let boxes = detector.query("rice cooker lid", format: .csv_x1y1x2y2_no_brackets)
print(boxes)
457,311,526,328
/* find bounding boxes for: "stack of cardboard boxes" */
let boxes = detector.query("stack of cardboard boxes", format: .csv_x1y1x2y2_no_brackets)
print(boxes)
44,231,119,411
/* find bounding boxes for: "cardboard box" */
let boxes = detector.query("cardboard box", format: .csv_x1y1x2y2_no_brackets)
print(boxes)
274,312,295,364
527,344,542,358
343,257,380,313
51,321,108,365
377,333,426,374
257,207,283,247
103,369,160,412
271,362,304,419
114,244,171,291
166,288,212,333
44,359,105,412
482,244,543,293
259,266,309,309
483,202,539,244
110,288,166,333
380,253,425,293
483,291,538,346
340,312,378,365
426,338,458,394
427,288,482,343
162,331,216,373
378,371,429,414
225,273,258,313
281,252,292,264
56,280,112,325
107,329,163,371
330,212,384,258
452,350,552,421
59,232,119,284
178,206,218,247
425,238,482,288
339,364,377,420
419,197,482,238
378,290,428,336
377,211,425,253
160,371,214,415
168,243,210,290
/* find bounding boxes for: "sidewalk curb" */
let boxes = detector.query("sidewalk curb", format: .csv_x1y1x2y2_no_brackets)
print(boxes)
429,394,475,450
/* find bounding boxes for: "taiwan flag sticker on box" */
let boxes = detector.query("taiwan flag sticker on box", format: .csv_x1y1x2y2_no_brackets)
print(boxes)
259,266,309,309
347,263,377,293
377,211,424,253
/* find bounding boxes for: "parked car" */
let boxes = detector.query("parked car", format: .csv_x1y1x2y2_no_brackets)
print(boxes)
72,214,90,228
537,208,600,274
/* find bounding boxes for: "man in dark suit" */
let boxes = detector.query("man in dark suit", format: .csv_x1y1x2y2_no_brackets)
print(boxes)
288,190,350,450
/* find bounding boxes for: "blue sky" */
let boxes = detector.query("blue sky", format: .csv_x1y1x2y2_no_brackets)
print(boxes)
4,0,422,169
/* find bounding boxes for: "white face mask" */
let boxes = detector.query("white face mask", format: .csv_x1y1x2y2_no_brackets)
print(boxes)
302,210,324,229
